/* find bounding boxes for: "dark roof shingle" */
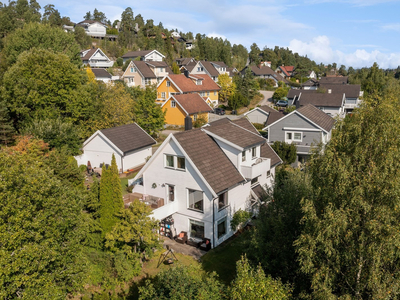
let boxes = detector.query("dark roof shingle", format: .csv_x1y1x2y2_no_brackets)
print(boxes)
100,123,156,154
173,94,213,115
297,104,336,132
260,143,282,167
174,129,245,194
92,68,112,78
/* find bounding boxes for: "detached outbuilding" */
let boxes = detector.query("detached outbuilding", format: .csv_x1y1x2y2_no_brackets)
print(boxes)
75,123,156,172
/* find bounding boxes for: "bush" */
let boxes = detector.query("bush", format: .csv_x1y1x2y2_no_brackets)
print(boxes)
231,209,252,231
271,141,297,164
122,59,132,71
193,115,207,128
252,123,264,130
284,105,296,114
116,57,123,67
272,87,289,101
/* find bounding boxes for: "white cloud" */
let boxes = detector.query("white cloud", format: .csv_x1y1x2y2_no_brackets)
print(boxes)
289,35,400,68
305,0,400,6
382,23,400,32
207,32,227,40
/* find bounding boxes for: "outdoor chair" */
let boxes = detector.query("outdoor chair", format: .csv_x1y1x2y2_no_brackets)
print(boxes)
199,238,212,251
175,231,188,244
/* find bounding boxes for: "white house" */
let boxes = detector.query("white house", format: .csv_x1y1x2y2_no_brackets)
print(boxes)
76,20,107,37
129,118,282,248
121,50,165,63
244,105,284,126
91,68,119,84
80,48,114,68
75,123,156,172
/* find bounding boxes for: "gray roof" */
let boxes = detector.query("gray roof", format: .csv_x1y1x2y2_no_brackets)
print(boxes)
319,76,348,85
319,84,361,98
243,65,289,83
252,184,267,199
92,68,112,78
100,123,156,154
205,119,266,149
297,104,336,132
288,90,344,107
254,106,285,126
133,61,157,78
122,50,153,59
232,118,259,134
174,129,245,194
260,143,282,167
200,61,220,77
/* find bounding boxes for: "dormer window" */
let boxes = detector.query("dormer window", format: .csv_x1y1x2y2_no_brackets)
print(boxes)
196,80,202,85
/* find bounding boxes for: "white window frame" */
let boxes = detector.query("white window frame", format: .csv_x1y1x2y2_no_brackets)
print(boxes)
130,67,134,73
285,131,302,143
187,189,204,213
200,92,205,97
193,114,198,121
166,81,171,87
161,92,166,99
145,78,151,85
214,91,217,96
266,170,271,178
252,147,257,159
164,154,185,171
166,184,175,202
165,154,174,168
171,100,176,108
218,192,228,211
177,156,185,170
189,219,205,239
242,150,246,162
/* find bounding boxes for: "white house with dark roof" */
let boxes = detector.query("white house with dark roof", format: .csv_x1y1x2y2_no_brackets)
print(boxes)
121,50,165,63
75,123,156,172
91,68,119,84
80,48,114,68
264,104,335,164
76,20,107,37
129,118,282,248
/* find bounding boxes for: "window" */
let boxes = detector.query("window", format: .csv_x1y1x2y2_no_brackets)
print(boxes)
166,81,171,87
171,100,176,108
207,91,210,97
218,192,228,210
286,131,302,143
197,67,203,72
214,91,217,96
190,219,204,239
196,80,202,85
165,155,174,168
252,147,257,158
251,177,259,185
217,218,227,239
193,114,198,121
266,170,271,177
167,184,175,202
200,92,205,97
130,67,134,72
161,92,166,99
145,78,151,85
188,189,203,212
242,150,246,162
177,157,185,170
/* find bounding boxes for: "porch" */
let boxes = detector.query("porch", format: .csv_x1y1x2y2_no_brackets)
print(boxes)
123,192,165,210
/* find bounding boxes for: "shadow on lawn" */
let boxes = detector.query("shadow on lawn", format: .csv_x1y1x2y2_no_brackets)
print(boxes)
200,228,253,285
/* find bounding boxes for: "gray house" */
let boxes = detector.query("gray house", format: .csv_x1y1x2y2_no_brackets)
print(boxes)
264,104,335,164
244,105,284,126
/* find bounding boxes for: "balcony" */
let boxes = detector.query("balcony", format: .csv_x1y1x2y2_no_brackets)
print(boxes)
344,99,362,109
241,158,269,179
123,192,165,210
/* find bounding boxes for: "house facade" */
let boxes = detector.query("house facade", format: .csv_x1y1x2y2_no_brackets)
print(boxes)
129,118,282,248
161,93,213,126
241,65,289,87
76,20,107,37
80,48,114,68
264,104,335,164
121,50,165,63
122,60,170,88
75,123,156,172
244,105,284,126
156,73,220,107
190,61,229,81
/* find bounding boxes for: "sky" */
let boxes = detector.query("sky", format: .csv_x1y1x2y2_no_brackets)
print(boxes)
41,0,400,69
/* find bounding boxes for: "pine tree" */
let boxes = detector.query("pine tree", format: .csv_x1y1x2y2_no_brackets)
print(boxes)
99,154,123,236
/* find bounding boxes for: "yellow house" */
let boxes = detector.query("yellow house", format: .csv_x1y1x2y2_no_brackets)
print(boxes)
161,93,213,126
156,74,220,107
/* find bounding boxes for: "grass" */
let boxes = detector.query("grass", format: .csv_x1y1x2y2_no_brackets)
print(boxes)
201,229,252,284
120,172,138,196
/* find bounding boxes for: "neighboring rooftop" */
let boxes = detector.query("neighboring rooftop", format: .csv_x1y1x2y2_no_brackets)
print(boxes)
260,143,282,167
173,94,213,115
297,104,336,132
167,74,220,93
91,68,112,78
319,76,348,85
122,50,155,59
100,123,156,154
244,65,289,83
174,129,245,194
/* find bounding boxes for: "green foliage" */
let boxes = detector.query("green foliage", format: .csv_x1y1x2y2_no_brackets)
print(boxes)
252,123,264,130
228,93,246,110
122,59,132,71
271,141,297,164
234,68,260,105
74,25,92,49
0,141,87,299
272,87,289,101
248,167,312,296
22,118,82,155
116,57,123,67
218,73,236,102
133,86,165,137
171,61,181,74
42,4,62,26
99,154,123,236
139,264,225,300
0,100,14,146
2,48,86,129
295,93,400,298
283,105,296,114
229,256,292,300
1,22,81,70
193,115,208,128
230,209,252,232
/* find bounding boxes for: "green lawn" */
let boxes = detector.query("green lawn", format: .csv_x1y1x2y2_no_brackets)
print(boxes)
201,229,252,284
120,172,138,196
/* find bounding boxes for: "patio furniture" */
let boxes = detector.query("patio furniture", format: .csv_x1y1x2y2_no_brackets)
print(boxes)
187,237,202,248
199,238,212,251
175,231,188,244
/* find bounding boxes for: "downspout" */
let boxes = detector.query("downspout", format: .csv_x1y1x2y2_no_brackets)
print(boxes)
213,197,215,249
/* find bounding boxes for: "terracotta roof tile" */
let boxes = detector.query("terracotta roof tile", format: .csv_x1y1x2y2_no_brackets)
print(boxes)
100,123,156,154
174,129,245,194
168,74,220,93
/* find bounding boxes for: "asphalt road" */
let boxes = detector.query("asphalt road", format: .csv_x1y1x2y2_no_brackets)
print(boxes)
258,90,275,106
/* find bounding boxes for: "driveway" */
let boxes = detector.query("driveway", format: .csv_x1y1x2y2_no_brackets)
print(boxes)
258,90,274,107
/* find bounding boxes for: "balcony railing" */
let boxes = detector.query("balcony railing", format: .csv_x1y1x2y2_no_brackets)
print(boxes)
123,192,165,210
241,158,269,179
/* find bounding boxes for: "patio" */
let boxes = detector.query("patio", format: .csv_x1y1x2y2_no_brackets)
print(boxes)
123,192,165,210
161,236,207,260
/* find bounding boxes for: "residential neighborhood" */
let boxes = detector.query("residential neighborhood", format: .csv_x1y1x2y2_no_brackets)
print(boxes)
1,2,399,300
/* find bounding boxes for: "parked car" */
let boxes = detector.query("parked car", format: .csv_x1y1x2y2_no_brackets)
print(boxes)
214,108,226,115
276,100,288,107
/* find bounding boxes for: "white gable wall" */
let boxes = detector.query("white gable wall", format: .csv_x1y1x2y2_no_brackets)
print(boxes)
87,23,106,36
245,109,269,124
144,52,163,62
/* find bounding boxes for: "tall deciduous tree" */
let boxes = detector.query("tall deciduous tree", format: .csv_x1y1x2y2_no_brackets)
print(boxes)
99,154,123,235
2,48,84,129
218,73,236,103
133,86,165,137
0,138,87,299
0,100,14,146
1,22,81,70
295,93,400,299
